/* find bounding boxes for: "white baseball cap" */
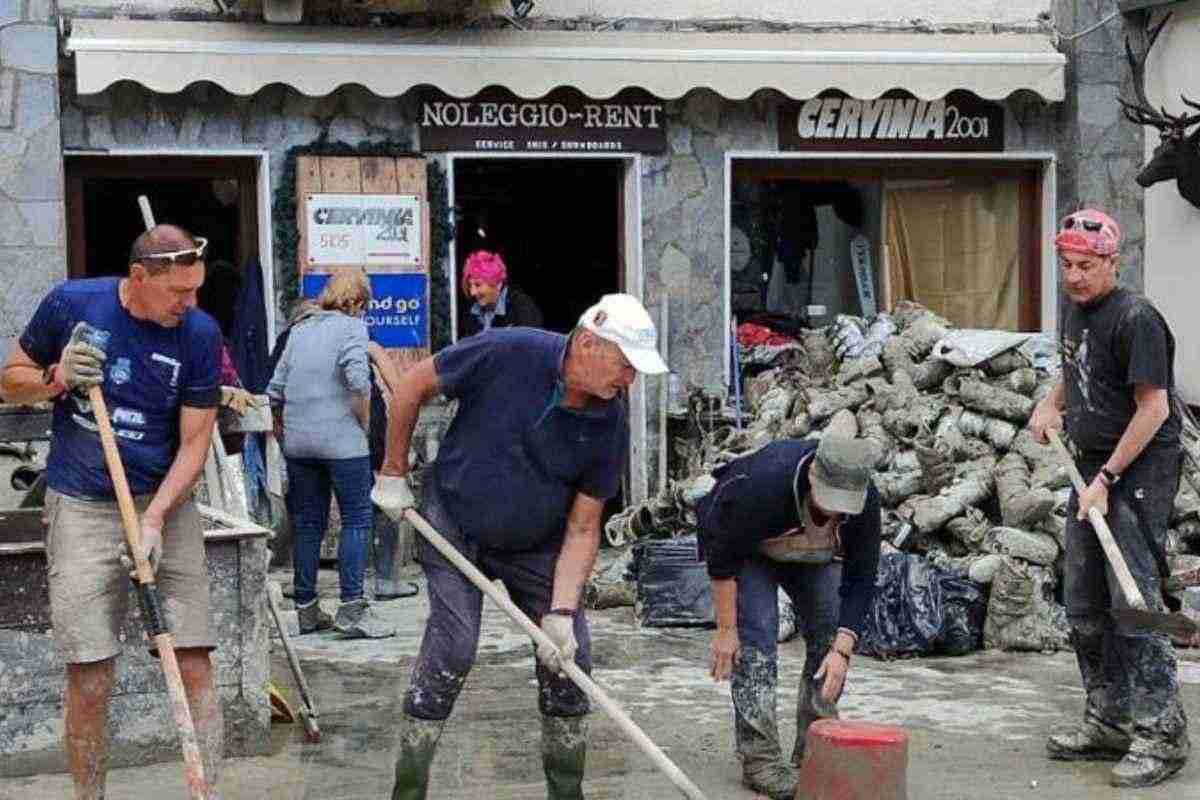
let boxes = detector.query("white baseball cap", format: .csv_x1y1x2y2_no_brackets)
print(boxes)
578,294,669,375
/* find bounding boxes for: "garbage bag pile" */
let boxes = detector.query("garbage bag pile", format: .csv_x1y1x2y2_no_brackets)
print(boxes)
593,301,1200,654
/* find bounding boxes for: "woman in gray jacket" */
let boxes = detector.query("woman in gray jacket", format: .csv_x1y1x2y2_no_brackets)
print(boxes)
268,270,394,638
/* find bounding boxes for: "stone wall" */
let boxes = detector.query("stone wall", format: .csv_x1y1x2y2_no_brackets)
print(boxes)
0,0,66,351
1053,0,1145,290
0,526,271,777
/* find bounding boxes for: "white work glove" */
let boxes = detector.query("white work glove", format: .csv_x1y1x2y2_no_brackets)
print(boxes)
536,613,579,676
219,386,261,416
57,321,107,392
371,474,416,521
120,515,163,579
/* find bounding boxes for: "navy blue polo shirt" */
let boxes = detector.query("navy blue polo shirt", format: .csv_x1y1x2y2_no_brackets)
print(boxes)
696,438,882,635
19,277,222,500
432,328,627,550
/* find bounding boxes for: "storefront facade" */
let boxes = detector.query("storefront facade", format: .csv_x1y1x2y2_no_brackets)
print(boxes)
2,2,1078,500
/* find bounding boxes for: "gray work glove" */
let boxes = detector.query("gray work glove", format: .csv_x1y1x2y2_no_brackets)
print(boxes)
371,474,416,521
220,386,261,416
536,613,579,676
58,321,107,392
120,517,163,578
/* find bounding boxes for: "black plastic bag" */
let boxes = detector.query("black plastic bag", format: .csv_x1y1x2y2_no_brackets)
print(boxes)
632,535,715,628
857,552,986,658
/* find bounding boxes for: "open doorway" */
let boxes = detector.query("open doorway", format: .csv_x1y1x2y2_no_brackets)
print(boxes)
64,155,262,342
452,158,624,336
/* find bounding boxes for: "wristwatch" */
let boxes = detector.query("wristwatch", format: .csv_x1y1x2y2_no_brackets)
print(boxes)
1099,467,1121,487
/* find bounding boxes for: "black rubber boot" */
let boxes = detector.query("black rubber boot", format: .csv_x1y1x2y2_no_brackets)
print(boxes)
732,648,795,800
391,714,446,800
541,715,587,800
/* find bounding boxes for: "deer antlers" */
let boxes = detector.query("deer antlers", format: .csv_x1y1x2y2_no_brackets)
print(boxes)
1119,11,1200,140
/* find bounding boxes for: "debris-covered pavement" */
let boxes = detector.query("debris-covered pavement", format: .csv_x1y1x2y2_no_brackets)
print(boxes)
1,569,1197,799
603,303,1200,654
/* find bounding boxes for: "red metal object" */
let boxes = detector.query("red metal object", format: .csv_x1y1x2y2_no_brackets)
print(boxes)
794,720,908,800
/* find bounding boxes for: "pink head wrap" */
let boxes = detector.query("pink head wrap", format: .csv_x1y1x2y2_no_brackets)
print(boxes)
1055,209,1121,257
462,250,507,294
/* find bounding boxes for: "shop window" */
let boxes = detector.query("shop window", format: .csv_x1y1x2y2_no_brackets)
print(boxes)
731,159,1042,332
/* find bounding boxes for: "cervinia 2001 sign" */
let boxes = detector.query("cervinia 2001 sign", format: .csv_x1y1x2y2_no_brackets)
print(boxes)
778,91,1004,152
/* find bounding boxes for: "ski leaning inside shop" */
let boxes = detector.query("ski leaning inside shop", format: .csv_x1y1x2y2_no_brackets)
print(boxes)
696,435,882,800
372,293,668,799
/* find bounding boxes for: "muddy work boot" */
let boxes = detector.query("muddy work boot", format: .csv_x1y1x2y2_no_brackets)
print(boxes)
1046,721,1130,762
1110,753,1186,788
296,599,333,634
541,715,587,800
733,649,796,800
392,714,446,800
334,599,397,639
742,759,796,800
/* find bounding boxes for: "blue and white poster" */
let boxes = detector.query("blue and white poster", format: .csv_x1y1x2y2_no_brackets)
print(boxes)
302,273,428,348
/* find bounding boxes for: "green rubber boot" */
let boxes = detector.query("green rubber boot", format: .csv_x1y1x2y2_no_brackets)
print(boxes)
391,714,445,800
542,715,588,800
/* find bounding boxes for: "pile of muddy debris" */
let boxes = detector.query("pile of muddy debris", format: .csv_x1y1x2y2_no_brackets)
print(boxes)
596,302,1200,653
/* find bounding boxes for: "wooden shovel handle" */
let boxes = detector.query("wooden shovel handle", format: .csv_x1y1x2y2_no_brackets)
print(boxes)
87,386,208,798
404,508,710,800
1046,429,1148,610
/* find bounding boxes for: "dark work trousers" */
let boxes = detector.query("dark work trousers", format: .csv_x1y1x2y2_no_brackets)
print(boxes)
731,556,842,764
1064,445,1189,762
403,481,592,721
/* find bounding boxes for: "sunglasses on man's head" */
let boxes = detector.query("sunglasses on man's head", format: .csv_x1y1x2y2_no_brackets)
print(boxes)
141,237,208,266
1061,216,1104,233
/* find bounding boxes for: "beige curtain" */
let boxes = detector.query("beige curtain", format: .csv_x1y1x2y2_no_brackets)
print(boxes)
884,178,1021,330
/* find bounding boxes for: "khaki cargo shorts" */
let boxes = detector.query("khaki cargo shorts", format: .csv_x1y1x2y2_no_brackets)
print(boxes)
44,489,214,664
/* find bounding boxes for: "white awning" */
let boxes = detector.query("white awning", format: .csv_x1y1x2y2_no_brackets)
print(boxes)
66,20,1065,102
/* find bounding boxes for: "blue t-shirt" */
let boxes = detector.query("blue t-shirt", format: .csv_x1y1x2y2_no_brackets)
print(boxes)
432,328,627,550
19,277,222,500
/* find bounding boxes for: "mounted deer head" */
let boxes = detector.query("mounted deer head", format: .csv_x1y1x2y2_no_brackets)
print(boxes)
1119,12,1200,209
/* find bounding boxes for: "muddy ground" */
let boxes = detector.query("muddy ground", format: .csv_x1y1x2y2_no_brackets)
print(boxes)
2,565,1199,800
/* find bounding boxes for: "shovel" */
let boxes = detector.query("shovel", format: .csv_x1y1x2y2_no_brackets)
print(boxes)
88,381,208,798
401,508,711,800
1046,430,1200,641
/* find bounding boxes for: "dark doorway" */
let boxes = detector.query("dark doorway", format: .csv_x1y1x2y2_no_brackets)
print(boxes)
453,158,624,336
64,156,259,339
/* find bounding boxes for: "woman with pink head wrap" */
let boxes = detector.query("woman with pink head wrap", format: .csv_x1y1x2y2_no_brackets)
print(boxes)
459,249,544,337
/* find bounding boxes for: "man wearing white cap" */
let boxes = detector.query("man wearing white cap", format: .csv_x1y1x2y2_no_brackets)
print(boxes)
373,293,666,799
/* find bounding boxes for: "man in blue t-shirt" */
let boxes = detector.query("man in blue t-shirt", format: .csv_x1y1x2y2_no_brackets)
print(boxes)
372,293,667,800
1,224,224,799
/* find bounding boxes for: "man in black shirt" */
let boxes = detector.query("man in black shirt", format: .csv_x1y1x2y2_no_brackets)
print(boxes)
696,436,881,799
1030,209,1188,787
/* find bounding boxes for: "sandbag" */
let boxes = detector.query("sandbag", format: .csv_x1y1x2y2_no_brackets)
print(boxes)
982,557,1070,652
857,552,987,659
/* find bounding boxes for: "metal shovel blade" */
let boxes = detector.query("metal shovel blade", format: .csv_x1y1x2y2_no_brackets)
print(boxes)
1111,608,1200,640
